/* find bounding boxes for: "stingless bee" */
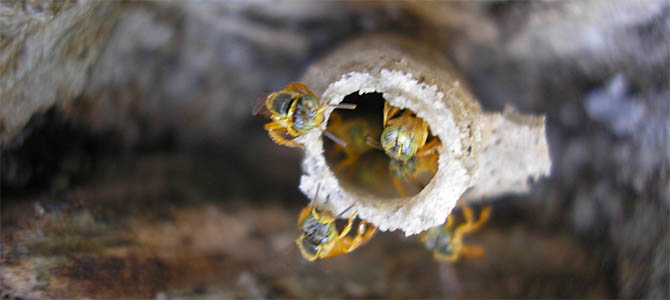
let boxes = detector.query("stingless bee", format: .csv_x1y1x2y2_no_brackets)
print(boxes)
352,152,389,194
296,186,377,261
253,82,355,149
420,204,491,262
378,101,441,162
326,112,382,170
388,152,439,197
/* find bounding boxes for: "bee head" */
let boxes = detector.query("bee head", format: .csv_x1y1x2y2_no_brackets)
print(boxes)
267,92,294,116
422,227,455,256
381,125,417,162
292,95,323,132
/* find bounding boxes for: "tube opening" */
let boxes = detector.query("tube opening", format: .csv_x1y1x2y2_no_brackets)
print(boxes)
323,91,439,199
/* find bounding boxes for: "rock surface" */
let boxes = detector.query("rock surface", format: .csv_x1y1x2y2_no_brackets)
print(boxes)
0,0,118,144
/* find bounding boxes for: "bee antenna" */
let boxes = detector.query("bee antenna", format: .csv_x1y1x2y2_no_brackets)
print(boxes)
324,130,347,148
330,103,357,110
312,183,321,209
366,136,382,150
337,204,355,218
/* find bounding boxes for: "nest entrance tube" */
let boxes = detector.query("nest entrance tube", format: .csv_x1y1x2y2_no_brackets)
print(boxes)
323,91,439,199
296,34,551,235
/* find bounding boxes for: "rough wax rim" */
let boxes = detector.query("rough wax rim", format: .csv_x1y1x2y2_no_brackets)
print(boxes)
297,70,471,235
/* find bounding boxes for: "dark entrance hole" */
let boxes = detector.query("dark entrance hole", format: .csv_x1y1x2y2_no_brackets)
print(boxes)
323,92,438,198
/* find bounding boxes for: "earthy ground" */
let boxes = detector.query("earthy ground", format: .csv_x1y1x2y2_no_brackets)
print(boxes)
2,153,612,299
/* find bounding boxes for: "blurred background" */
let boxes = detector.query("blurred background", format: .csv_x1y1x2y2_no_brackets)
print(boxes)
1,1,668,298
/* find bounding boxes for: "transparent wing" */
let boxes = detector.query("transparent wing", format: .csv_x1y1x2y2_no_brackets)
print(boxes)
251,92,273,118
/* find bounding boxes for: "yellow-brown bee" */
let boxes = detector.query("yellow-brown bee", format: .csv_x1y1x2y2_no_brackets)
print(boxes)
380,101,441,162
296,186,377,261
352,152,389,194
388,152,439,197
420,204,491,262
326,112,382,170
254,82,355,149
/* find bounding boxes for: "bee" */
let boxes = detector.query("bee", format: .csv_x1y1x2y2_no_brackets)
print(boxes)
353,152,389,193
326,112,382,170
335,151,396,197
379,101,441,162
420,204,491,262
388,152,439,197
296,186,377,261
253,82,356,149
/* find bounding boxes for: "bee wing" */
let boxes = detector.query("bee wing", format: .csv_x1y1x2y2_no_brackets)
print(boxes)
272,128,296,141
251,92,273,118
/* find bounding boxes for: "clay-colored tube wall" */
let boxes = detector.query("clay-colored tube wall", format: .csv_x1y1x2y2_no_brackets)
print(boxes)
296,35,551,235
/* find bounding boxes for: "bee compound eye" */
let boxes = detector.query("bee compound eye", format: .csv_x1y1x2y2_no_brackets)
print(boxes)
381,127,399,153
301,238,319,256
383,128,397,143
402,141,413,156
271,93,293,115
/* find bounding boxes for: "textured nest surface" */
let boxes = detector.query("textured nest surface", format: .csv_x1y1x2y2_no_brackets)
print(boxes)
297,35,550,234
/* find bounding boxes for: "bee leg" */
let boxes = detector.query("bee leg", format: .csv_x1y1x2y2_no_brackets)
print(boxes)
337,211,357,239
461,205,492,234
334,154,359,171
383,101,402,126
444,214,454,230
416,139,441,157
399,109,414,119
320,238,354,259
451,208,474,244
285,126,302,137
260,110,301,138
317,212,356,260
365,136,382,150
459,245,485,260
322,221,377,259
267,128,304,149
344,221,377,252
422,119,429,141
264,122,303,148
461,203,475,225
433,247,460,263
447,205,490,262
392,177,409,197
263,121,284,131
355,221,377,247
